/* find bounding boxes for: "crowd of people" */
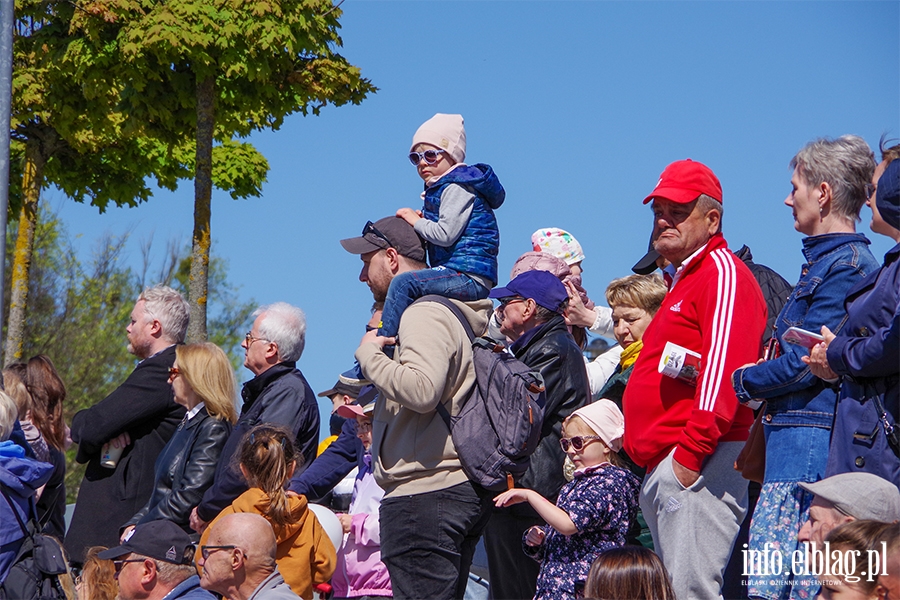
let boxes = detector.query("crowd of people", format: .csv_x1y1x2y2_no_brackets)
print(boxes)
0,113,898,600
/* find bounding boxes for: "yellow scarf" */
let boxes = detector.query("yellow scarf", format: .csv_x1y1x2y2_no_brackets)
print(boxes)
620,340,643,369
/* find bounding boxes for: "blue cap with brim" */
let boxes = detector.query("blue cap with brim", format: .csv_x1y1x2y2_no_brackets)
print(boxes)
489,270,568,313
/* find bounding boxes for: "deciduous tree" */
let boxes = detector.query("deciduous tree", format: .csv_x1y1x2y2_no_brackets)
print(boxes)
72,0,376,341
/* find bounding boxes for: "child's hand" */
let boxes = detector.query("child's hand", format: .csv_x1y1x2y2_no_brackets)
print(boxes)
494,488,531,508
337,513,353,534
396,207,422,226
525,526,546,547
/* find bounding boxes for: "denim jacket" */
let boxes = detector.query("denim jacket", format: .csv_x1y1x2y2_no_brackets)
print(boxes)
733,233,878,428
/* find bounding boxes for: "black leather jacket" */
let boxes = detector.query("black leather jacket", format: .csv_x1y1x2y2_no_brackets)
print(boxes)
511,314,591,500
125,406,232,531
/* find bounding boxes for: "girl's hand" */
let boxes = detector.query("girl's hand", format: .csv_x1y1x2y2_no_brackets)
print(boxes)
525,526,546,547
563,281,596,328
337,513,352,534
494,489,531,507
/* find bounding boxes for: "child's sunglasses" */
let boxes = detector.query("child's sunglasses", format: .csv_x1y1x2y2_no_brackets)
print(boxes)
408,149,445,166
559,435,602,452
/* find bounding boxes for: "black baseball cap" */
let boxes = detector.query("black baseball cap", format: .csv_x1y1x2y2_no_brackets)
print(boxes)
98,520,194,565
317,380,363,399
340,217,427,263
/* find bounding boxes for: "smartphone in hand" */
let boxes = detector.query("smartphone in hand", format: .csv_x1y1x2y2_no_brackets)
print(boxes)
783,326,825,349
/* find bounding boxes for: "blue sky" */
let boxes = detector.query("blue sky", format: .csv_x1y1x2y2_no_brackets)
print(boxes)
49,1,900,435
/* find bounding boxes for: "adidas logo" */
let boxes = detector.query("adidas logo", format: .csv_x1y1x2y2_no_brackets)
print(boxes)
670,300,683,313
664,496,682,513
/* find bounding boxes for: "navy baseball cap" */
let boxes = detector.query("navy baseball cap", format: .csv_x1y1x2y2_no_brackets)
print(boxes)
98,520,194,565
490,270,568,313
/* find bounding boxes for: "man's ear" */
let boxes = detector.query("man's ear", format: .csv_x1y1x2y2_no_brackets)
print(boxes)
705,209,721,236
265,341,280,362
148,318,163,338
141,559,157,584
384,247,401,272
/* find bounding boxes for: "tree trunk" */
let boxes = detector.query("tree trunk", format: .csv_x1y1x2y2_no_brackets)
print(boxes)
187,75,214,343
5,141,44,365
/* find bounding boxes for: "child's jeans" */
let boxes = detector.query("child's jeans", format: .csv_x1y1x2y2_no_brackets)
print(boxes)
380,266,490,338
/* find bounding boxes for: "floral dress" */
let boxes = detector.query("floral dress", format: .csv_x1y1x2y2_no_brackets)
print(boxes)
523,463,640,600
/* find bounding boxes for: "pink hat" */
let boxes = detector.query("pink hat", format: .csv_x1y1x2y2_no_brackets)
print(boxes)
510,251,595,310
642,159,722,205
411,114,466,163
570,399,625,452
336,401,375,420
531,228,585,266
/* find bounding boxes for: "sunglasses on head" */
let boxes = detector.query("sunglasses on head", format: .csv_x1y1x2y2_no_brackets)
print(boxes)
362,220,393,249
408,149,445,166
559,435,602,452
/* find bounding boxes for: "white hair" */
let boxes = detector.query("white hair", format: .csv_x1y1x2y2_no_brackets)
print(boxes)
791,135,876,222
138,285,190,344
254,302,307,362
0,391,18,442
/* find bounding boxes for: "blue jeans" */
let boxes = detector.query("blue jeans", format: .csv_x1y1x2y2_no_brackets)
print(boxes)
380,266,490,338
379,481,493,600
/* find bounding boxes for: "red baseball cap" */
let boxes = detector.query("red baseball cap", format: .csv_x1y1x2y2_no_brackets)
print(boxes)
642,159,722,205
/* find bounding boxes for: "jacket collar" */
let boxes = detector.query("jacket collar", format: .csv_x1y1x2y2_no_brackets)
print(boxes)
668,233,728,290
510,314,567,356
241,362,297,408
801,232,870,264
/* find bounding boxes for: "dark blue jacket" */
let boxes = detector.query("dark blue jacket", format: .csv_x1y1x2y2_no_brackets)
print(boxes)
825,242,900,482
196,362,319,522
289,417,363,500
422,163,505,285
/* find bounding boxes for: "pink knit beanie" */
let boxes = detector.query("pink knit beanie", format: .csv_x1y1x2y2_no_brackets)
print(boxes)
510,252,595,310
411,113,466,164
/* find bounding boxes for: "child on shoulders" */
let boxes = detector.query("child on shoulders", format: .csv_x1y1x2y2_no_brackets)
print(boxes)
493,400,640,600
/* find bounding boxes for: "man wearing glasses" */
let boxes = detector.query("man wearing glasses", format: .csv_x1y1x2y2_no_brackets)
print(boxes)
199,513,300,599
66,285,189,565
484,269,591,600
341,215,493,600
98,519,213,599
190,302,319,534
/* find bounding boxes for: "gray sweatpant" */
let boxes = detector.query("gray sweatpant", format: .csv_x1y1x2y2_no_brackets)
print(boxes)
640,442,748,600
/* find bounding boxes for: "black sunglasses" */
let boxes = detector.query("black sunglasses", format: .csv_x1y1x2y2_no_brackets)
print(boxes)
362,220,393,249
200,545,237,560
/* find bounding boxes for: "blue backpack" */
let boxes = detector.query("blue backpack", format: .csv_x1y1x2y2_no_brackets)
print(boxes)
416,296,546,492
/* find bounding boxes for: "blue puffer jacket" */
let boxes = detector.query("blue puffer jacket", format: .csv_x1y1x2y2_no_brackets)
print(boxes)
422,163,505,285
732,233,878,483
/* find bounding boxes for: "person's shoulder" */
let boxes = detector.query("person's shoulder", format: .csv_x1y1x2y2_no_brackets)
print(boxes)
404,297,492,335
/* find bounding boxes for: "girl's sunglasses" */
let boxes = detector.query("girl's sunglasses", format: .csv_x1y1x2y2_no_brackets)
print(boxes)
559,435,602,452
408,149,445,166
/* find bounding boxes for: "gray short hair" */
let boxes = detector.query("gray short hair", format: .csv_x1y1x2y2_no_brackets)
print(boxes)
138,285,190,344
254,302,307,362
130,554,195,586
696,194,723,233
790,135,876,222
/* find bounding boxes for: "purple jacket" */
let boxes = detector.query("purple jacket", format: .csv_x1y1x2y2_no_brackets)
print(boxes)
330,454,391,598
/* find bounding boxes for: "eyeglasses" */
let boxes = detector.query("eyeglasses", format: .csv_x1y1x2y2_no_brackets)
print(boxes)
168,366,181,378
200,545,237,560
408,149,445,166
112,559,145,573
244,331,269,347
362,220,394,250
865,183,876,200
494,297,525,316
559,435,602,452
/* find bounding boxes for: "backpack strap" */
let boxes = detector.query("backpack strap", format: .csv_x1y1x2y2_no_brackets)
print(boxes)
0,484,33,539
411,295,477,431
